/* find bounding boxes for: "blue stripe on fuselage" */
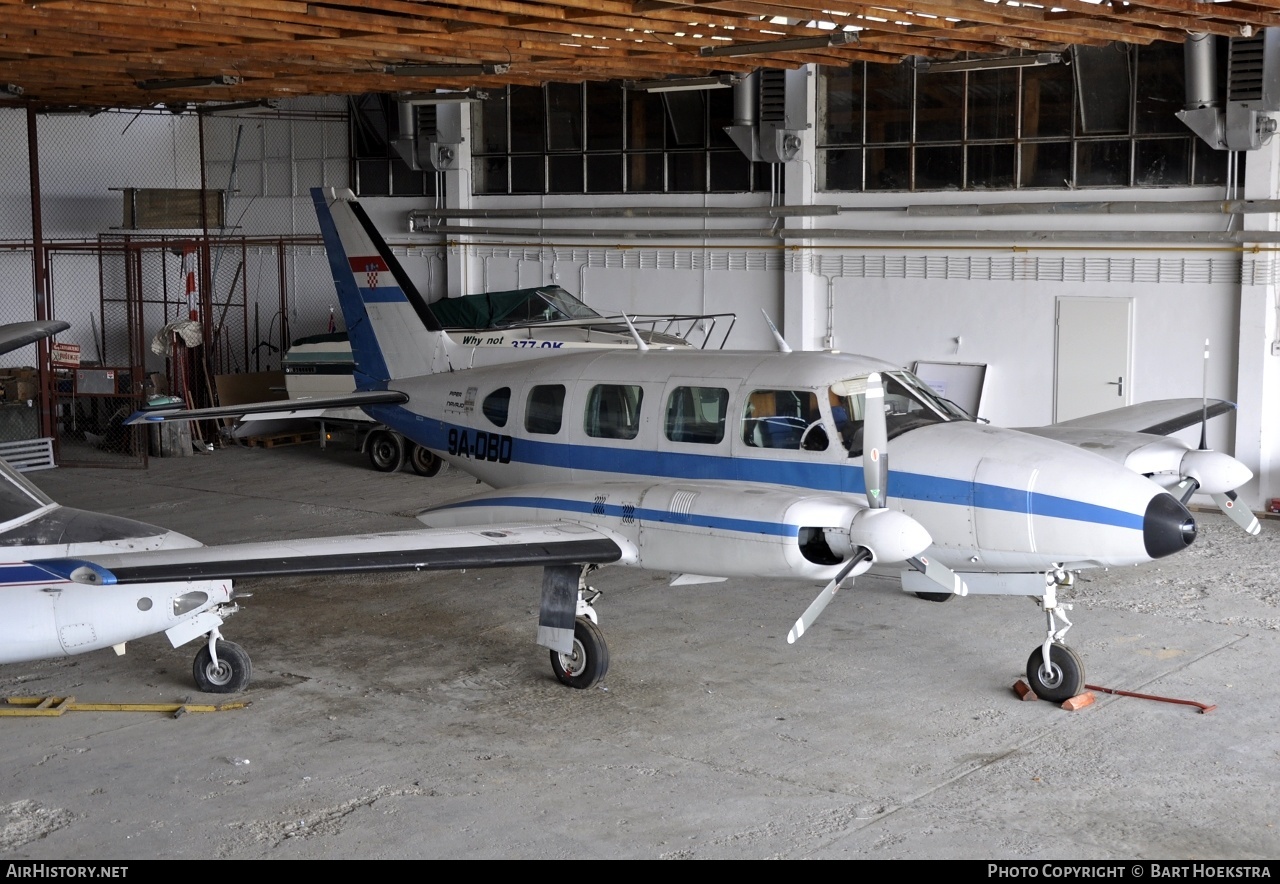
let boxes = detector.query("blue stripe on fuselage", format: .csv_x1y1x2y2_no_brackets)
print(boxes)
374,406,1146,533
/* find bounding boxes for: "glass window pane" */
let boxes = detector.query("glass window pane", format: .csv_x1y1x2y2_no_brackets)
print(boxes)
586,154,623,193
510,155,544,193
627,91,666,150
586,82,624,151
475,88,509,153
819,63,862,146
548,154,584,193
915,145,963,189
968,68,1018,140
662,91,707,148
1135,138,1190,185
356,159,390,195
1021,141,1071,188
509,85,545,153
820,148,862,190
483,387,511,427
585,384,644,440
1023,65,1074,138
1076,139,1131,187
708,87,737,149
865,63,913,143
709,149,752,192
391,162,427,196
666,386,728,444
547,82,583,151
628,153,664,192
865,146,910,190
473,156,508,194
668,152,705,191
1135,42,1186,135
1193,138,1230,186
915,70,964,142
968,144,1016,189
1074,44,1132,134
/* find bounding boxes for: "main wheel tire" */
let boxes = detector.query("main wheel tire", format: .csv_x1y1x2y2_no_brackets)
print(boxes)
193,640,252,693
915,591,953,603
408,443,446,477
366,430,405,472
1025,643,1085,703
550,617,609,690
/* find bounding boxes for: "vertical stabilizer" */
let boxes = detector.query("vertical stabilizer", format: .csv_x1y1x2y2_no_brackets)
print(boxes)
311,187,448,386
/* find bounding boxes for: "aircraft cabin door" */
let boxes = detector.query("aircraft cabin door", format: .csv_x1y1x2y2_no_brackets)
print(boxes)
1054,296,1133,422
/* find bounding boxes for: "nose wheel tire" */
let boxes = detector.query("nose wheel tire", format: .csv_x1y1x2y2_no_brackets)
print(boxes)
914,591,953,603
366,430,405,472
550,617,609,689
408,443,446,477
1025,643,1085,703
193,640,252,693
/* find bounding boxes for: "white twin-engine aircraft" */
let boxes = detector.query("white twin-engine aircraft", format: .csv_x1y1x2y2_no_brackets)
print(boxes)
38,187,1259,702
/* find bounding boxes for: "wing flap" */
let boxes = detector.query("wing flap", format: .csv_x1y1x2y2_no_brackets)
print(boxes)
34,522,622,585
124,390,408,426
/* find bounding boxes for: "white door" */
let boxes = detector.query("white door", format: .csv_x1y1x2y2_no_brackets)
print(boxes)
1054,296,1132,422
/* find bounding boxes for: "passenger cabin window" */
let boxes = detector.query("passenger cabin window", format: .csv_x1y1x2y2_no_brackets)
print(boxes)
584,384,643,440
483,387,511,427
742,389,827,451
665,386,728,444
525,384,566,434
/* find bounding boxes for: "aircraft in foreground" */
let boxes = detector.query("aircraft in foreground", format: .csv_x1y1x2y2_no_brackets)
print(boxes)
46,187,1259,702
0,321,250,692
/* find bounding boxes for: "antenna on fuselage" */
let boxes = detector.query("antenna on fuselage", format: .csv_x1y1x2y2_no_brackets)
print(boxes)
620,314,649,352
760,310,792,353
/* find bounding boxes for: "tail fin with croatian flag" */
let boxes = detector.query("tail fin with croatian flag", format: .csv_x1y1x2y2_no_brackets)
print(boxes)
311,187,453,388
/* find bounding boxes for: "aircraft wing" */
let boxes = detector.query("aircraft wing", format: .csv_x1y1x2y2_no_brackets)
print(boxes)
0,320,70,356
123,390,408,426
32,521,622,586
1037,398,1235,436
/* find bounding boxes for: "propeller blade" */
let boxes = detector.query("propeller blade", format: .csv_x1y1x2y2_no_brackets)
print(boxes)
863,372,888,509
1169,477,1198,506
907,555,969,597
1212,491,1261,536
787,549,870,644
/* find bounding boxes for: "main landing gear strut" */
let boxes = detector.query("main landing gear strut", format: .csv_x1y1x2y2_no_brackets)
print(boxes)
1025,570,1085,703
540,564,609,689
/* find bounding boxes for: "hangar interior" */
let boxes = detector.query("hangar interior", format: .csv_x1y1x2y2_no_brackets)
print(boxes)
0,3,1277,508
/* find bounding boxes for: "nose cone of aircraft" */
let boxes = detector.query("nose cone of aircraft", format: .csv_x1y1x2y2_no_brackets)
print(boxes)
1144,493,1197,559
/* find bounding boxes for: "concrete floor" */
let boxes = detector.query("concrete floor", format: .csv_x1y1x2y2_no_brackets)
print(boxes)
2,441,1278,859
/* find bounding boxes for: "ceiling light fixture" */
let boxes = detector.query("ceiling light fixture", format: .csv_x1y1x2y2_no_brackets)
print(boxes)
136,75,242,90
917,52,1064,73
386,63,510,77
625,75,740,92
699,30,855,58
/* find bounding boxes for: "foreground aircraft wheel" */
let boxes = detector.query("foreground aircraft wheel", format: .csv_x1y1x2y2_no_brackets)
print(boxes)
1025,643,1085,703
550,617,610,690
914,591,953,603
408,443,446,477
193,640,252,693
366,430,405,472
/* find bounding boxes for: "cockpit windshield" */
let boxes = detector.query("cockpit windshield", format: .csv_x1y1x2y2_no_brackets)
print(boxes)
0,459,53,526
828,370,967,457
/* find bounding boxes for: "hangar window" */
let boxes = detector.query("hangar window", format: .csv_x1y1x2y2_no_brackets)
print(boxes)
472,81,773,195
665,386,728,445
349,95,441,198
584,384,644,440
525,385,566,435
817,42,1234,192
482,387,511,428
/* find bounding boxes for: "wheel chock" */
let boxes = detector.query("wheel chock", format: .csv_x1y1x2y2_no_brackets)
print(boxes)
1060,691,1096,712
1013,680,1038,701
0,696,249,717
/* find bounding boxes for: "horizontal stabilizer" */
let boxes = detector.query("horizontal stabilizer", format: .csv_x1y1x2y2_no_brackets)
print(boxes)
32,522,622,585
124,390,408,426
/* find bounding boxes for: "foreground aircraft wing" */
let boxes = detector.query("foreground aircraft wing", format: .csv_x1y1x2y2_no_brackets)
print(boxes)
123,390,408,426
1038,398,1235,436
33,522,622,585
0,320,70,356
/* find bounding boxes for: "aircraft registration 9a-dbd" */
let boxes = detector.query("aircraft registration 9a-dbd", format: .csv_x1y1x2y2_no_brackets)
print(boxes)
43,187,1259,702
